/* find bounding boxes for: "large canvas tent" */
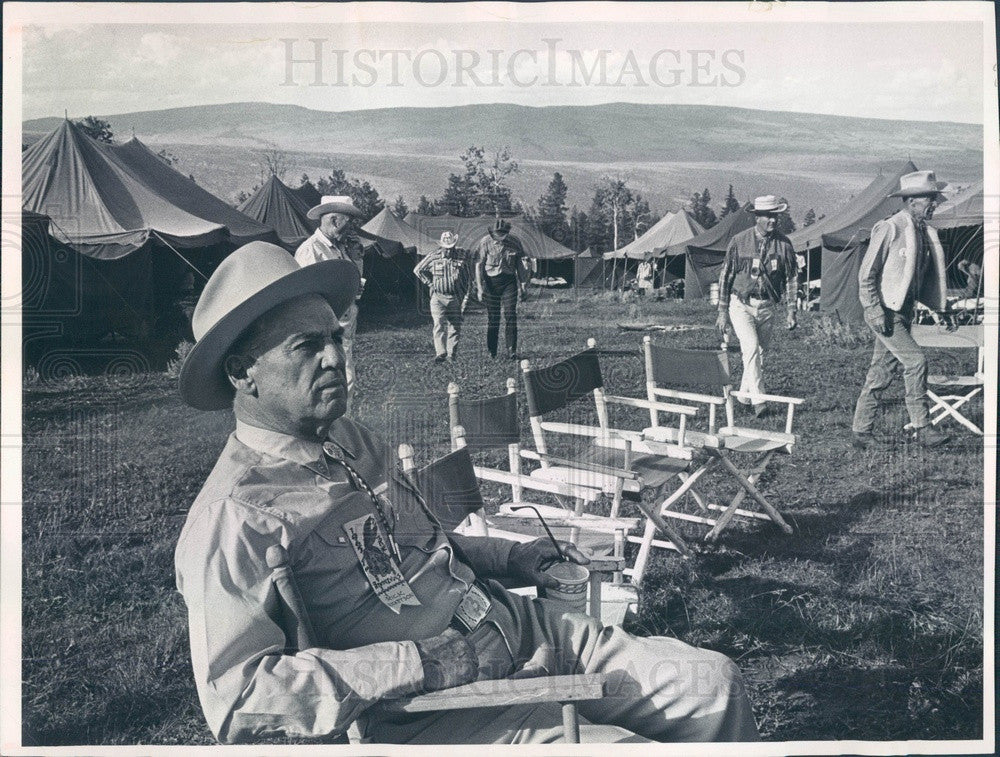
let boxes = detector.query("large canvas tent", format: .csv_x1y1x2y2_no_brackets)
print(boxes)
21,120,264,346
362,207,438,256
109,137,279,247
574,248,611,290
238,175,316,251
604,210,704,260
660,205,757,301
291,180,322,209
931,181,985,296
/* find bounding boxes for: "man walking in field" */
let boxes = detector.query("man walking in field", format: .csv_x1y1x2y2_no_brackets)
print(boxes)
474,218,530,360
715,195,798,418
174,241,760,745
413,231,474,363
851,170,953,449
295,195,366,410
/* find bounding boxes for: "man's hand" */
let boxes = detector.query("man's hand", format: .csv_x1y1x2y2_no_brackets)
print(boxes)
414,627,478,692
786,311,797,331
864,305,888,335
507,539,590,589
715,309,730,334
518,284,528,302
940,312,959,332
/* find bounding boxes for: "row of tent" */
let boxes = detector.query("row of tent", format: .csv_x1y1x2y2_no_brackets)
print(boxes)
578,160,985,323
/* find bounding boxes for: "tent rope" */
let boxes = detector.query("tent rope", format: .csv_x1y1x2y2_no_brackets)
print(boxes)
151,231,210,281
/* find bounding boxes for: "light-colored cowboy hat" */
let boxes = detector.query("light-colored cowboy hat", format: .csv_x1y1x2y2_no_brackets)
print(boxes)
889,170,948,199
179,241,360,410
752,195,788,215
306,194,364,220
439,231,458,248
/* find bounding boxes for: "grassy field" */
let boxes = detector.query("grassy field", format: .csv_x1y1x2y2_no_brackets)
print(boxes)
21,292,986,745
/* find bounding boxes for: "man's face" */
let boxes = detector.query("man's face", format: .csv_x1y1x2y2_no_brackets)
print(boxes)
755,214,777,234
907,196,937,220
321,212,352,237
239,294,347,439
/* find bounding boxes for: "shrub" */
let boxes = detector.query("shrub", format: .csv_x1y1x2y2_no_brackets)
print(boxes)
165,341,195,379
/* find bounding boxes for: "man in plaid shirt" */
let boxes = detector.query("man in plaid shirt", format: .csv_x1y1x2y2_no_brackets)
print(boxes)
413,231,474,362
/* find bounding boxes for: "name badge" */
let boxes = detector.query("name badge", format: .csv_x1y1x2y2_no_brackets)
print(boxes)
343,514,422,614
452,583,492,633
770,259,779,272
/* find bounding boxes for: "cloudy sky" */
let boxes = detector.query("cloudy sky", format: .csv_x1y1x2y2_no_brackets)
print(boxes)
18,14,986,123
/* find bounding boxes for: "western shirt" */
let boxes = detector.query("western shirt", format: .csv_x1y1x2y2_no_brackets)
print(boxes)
474,234,526,279
295,229,365,280
174,417,516,743
717,227,797,313
413,247,474,298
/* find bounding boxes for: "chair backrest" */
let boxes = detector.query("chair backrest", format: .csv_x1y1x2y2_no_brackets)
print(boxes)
410,447,485,532
522,349,603,417
646,342,730,391
449,389,520,451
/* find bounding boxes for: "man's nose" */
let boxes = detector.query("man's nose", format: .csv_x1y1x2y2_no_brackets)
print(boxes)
320,339,345,368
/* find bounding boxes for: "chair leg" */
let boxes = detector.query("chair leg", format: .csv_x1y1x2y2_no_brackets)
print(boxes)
927,389,983,434
562,702,580,743
634,498,692,557
711,451,793,536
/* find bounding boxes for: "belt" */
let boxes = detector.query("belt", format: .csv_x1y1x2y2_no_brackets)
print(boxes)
449,582,492,634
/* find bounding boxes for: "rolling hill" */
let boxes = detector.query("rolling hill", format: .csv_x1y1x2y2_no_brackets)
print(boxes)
23,101,983,222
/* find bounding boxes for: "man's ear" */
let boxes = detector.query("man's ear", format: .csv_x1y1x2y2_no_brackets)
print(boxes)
224,354,257,395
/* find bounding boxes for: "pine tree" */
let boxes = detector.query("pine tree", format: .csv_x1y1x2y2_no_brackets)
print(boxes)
774,197,796,235
75,116,114,143
536,172,570,245
688,190,717,229
316,168,384,221
439,173,478,216
391,195,409,218
720,184,740,217
416,195,439,215
803,208,817,227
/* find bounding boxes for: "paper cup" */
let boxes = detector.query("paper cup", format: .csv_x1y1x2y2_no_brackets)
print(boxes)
539,561,589,613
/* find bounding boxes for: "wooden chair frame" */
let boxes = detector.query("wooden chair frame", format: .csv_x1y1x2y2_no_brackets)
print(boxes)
904,324,985,436
640,336,798,542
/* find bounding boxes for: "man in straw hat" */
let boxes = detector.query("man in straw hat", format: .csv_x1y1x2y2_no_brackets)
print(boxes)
716,195,799,419
474,218,530,360
296,195,366,410
174,241,759,745
413,230,474,362
851,170,953,449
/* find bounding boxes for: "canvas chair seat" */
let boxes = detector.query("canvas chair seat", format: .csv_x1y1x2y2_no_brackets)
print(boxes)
532,447,688,492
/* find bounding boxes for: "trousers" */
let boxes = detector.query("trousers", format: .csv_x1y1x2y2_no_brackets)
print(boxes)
483,273,519,357
852,309,929,432
367,590,760,744
728,296,775,406
429,293,464,358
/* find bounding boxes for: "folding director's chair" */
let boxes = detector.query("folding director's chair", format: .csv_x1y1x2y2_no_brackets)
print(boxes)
905,324,985,436
267,542,606,744
640,338,798,542
520,347,710,582
441,379,638,621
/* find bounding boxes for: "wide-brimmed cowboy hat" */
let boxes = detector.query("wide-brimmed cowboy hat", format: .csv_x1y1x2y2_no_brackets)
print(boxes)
306,194,364,220
889,170,948,200
179,241,360,411
439,231,458,248
490,218,512,237
752,195,788,215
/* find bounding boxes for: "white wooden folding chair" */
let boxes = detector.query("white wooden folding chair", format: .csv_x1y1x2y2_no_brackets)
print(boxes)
904,324,985,436
520,347,712,583
639,337,798,542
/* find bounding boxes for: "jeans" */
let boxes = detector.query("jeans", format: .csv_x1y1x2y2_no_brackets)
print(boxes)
727,296,775,406
483,273,519,357
429,293,463,358
852,308,929,432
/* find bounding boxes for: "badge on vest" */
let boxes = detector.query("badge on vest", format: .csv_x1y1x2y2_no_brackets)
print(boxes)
343,514,422,614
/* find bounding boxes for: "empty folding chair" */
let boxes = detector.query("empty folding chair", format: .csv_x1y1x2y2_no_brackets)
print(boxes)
520,347,713,583
640,337,798,541
904,324,985,436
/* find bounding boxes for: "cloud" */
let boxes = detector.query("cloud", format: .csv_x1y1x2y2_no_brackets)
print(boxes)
135,32,184,66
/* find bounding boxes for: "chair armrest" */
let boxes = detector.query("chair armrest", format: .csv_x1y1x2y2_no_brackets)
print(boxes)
719,426,796,446
519,449,640,480
382,674,607,714
650,386,725,405
603,394,699,416
537,420,626,439
474,465,601,501
731,390,804,406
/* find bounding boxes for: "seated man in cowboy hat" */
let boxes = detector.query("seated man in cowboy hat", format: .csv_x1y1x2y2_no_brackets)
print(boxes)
174,241,760,745
295,195,366,410
851,170,954,449
412,231,474,362
715,195,798,418
473,218,530,360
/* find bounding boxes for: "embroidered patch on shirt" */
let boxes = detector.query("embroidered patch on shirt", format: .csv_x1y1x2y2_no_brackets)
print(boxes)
343,514,421,614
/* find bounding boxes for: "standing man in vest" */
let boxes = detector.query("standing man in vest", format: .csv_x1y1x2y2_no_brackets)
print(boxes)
296,195,366,411
474,219,530,360
413,231,474,363
715,196,798,418
851,171,953,449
